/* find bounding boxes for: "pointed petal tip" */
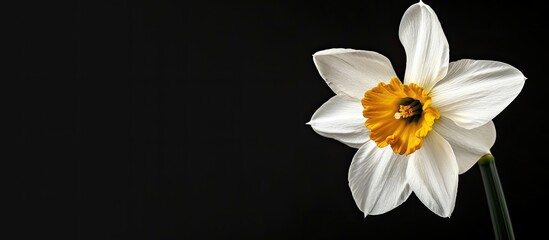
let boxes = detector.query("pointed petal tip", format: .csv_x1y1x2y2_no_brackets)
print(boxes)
433,207,453,218
440,208,453,218
414,1,428,8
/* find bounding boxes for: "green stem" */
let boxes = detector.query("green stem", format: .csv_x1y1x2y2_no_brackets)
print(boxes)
478,154,515,240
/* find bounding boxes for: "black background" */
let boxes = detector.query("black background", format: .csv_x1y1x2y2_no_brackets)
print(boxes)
17,0,548,239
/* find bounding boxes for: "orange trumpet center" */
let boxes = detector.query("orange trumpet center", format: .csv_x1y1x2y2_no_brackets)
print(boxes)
362,77,440,155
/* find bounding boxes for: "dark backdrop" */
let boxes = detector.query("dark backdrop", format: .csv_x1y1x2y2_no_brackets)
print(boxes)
18,0,548,239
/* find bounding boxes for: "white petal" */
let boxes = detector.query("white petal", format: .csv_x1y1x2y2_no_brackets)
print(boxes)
434,117,496,174
313,49,398,100
431,59,526,129
348,140,411,217
407,130,458,217
308,95,369,148
399,2,449,91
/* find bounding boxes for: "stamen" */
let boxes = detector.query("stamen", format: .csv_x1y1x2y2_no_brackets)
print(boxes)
394,100,422,120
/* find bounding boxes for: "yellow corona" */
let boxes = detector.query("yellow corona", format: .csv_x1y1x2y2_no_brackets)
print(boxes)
362,78,440,155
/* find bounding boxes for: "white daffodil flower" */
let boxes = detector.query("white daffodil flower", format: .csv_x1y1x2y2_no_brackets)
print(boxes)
308,1,525,218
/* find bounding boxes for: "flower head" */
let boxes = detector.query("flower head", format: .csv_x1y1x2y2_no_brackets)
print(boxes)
308,1,525,217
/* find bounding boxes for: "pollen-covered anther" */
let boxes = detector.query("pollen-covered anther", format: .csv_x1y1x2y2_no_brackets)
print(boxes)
394,100,422,119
